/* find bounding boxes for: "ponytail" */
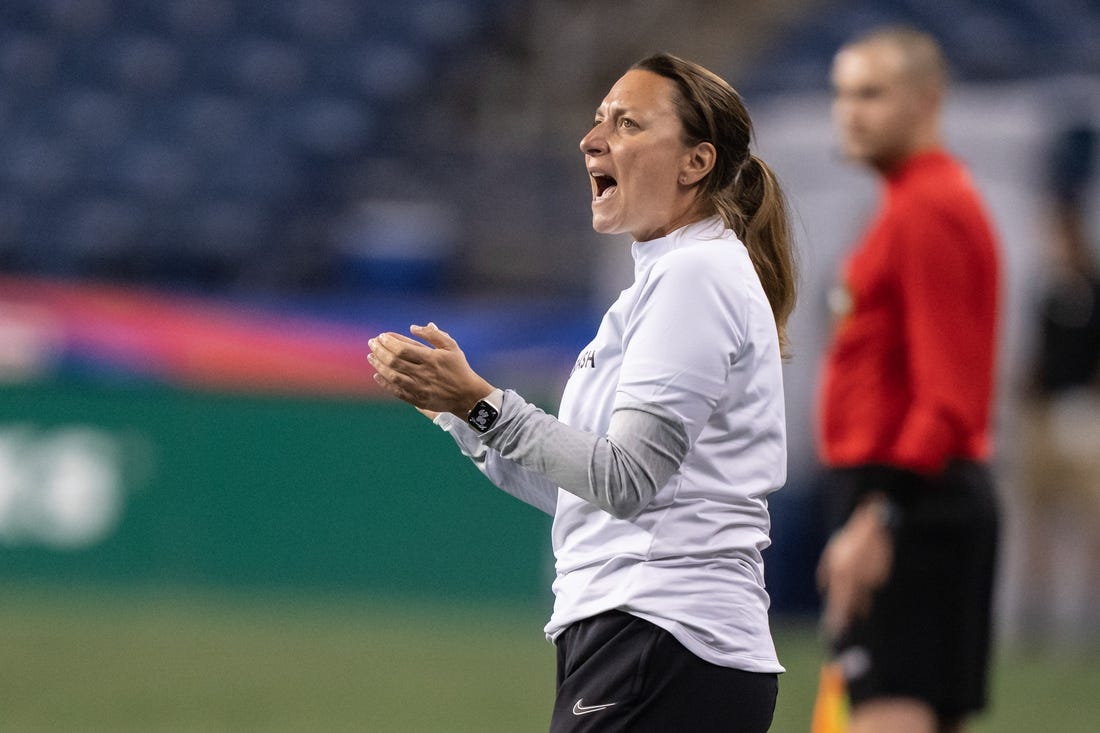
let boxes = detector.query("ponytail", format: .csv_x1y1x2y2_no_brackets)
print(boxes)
715,155,797,358
630,53,798,357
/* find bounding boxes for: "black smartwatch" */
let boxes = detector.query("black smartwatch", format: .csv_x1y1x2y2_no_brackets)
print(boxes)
467,388,504,432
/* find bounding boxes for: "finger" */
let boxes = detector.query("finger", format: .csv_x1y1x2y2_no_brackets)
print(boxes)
822,593,848,639
368,346,423,391
372,369,423,406
411,322,458,350
372,370,404,399
372,333,428,366
824,565,860,632
386,332,430,348
367,338,400,371
367,349,403,385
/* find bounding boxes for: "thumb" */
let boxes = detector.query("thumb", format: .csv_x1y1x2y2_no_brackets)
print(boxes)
411,322,457,350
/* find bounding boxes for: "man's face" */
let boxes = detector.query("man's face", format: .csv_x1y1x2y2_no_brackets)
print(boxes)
831,41,925,171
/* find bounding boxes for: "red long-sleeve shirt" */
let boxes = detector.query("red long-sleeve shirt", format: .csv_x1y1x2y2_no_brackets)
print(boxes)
818,150,1000,475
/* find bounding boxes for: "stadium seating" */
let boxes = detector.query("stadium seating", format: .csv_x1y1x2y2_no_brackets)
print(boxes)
1,0,1097,295
0,0,500,291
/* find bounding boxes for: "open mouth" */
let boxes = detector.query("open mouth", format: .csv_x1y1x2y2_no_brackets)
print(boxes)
592,173,617,200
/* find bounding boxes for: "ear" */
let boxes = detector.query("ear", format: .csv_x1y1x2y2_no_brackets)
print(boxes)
908,84,942,138
679,141,717,187
922,84,944,114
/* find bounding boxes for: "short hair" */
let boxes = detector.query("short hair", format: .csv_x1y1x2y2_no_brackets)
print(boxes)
843,26,949,91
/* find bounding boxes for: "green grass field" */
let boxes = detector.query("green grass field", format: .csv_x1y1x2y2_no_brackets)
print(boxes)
2,587,1098,732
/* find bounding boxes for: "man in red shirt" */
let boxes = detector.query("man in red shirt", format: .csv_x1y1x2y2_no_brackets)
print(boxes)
816,27,1000,733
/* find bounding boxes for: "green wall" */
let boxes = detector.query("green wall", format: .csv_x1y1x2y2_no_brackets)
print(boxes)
0,382,553,602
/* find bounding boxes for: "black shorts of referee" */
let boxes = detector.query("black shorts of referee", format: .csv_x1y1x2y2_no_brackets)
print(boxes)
548,610,777,732
825,460,1000,723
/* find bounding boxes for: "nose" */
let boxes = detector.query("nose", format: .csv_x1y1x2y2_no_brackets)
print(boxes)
579,123,607,156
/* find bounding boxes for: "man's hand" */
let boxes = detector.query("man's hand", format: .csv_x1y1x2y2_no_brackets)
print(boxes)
368,323,494,418
817,497,895,639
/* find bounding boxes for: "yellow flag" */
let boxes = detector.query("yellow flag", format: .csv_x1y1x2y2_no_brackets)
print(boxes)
810,661,849,733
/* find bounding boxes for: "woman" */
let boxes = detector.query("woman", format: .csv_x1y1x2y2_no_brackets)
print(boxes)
368,53,796,732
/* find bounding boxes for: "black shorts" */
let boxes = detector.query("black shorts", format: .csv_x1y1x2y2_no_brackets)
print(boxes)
549,610,777,733
825,461,1000,721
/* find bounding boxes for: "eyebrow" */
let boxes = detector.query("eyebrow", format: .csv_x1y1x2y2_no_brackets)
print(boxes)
594,101,630,118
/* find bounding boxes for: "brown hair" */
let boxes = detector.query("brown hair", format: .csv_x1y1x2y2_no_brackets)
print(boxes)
631,53,798,357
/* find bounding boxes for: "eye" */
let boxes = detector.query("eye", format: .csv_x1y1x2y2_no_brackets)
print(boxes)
619,118,637,129
855,86,883,102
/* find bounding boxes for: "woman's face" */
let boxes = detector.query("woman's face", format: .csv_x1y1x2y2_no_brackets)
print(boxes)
580,69,702,242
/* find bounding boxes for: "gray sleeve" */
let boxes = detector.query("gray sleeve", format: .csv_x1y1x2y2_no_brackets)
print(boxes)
481,390,690,519
435,412,559,515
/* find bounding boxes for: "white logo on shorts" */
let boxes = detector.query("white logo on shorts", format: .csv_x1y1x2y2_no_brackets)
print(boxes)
572,699,617,716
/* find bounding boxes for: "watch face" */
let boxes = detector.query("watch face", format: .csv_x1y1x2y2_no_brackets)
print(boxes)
468,400,500,431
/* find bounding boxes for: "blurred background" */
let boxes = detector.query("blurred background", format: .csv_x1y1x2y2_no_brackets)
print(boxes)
1,0,1099,730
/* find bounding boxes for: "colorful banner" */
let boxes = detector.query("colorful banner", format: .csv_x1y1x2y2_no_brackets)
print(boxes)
0,275,384,396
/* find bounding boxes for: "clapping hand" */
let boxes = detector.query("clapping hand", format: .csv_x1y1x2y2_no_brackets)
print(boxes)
368,322,494,420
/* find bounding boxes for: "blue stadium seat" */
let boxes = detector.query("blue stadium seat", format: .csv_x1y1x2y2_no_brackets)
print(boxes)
0,32,61,88
288,97,376,157
407,0,484,49
348,40,431,101
0,196,27,261
177,94,254,154
163,0,238,38
43,0,114,36
66,197,146,262
187,198,268,264
3,137,77,197
231,37,309,98
110,34,184,93
281,0,361,42
118,140,198,202
57,88,133,152
202,137,297,200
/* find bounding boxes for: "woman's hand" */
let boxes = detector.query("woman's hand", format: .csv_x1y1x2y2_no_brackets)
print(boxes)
368,323,494,418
